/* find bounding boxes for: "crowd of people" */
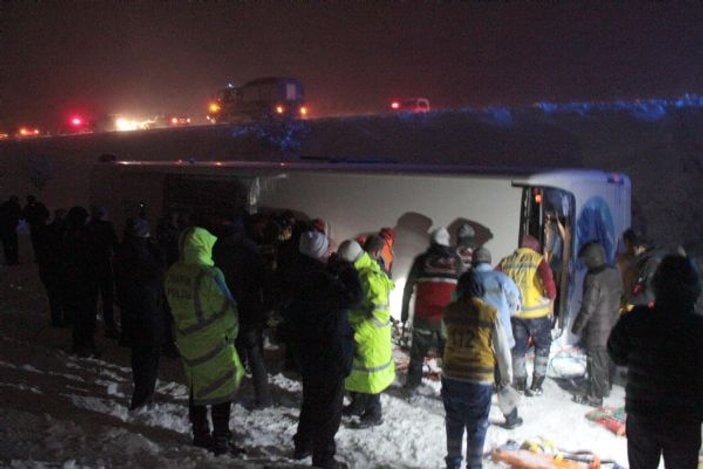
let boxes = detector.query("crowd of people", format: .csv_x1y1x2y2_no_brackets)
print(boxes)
1,194,701,469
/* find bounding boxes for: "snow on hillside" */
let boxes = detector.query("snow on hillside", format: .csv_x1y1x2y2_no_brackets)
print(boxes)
0,255,639,468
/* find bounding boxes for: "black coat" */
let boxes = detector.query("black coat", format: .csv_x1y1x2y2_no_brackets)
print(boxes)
212,233,271,328
114,236,166,344
60,225,100,301
608,302,703,420
282,255,362,378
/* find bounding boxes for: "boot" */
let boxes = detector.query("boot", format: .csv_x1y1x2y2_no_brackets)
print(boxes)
513,377,527,393
501,408,524,429
192,433,212,450
526,375,545,397
211,437,247,457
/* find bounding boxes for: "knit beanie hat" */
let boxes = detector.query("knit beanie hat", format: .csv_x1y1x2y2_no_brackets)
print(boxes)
457,223,475,241
473,247,492,265
337,239,363,263
431,227,450,247
456,270,485,299
299,231,329,260
520,234,541,252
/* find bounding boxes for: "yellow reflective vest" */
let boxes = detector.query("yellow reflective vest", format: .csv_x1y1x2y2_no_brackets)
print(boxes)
165,227,244,405
499,248,552,319
442,297,499,383
345,252,396,394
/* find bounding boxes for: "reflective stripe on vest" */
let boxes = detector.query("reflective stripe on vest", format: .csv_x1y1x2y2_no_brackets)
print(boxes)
352,358,394,373
180,341,230,368
198,368,236,400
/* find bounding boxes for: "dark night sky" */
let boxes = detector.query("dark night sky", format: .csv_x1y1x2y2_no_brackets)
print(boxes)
2,2,703,129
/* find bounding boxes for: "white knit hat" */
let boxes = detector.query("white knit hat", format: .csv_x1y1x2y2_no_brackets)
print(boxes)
299,231,330,260
337,239,363,263
431,227,450,247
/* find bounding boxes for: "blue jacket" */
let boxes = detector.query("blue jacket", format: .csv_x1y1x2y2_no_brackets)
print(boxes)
473,263,522,349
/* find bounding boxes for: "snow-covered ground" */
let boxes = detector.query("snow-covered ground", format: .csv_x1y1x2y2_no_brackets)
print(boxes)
0,246,639,469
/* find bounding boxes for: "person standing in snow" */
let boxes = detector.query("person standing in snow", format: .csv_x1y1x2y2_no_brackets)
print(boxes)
339,239,395,428
497,234,556,396
608,255,703,468
570,241,623,408
442,269,512,469
212,217,273,409
615,228,640,307
283,231,361,468
628,235,665,308
401,227,463,389
22,194,50,260
35,208,67,327
114,218,167,410
87,206,120,339
164,226,245,456
61,206,101,357
0,195,22,265
472,247,524,429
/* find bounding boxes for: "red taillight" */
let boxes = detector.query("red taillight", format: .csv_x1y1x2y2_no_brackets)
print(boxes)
171,117,178,124
275,105,285,114
299,106,308,116
391,101,400,109
533,189,543,204
69,116,85,128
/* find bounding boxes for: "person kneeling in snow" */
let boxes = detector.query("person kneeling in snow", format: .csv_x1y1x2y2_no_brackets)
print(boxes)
570,241,622,408
164,226,245,456
442,269,512,469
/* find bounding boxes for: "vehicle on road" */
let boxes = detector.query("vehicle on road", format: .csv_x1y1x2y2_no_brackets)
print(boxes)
91,158,630,340
207,77,307,123
390,97,431,113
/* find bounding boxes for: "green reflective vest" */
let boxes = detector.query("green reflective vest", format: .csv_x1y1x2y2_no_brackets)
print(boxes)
345,252,396,394
165,227,244,405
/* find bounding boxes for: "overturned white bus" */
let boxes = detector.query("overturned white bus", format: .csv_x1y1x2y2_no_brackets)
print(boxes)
90,159,630,339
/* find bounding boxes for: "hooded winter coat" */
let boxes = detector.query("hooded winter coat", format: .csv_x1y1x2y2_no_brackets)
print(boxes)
571,242,623,348
164,227,244,405
345,252,396,394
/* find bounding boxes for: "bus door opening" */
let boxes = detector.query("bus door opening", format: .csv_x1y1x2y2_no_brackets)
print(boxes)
520,186,575,331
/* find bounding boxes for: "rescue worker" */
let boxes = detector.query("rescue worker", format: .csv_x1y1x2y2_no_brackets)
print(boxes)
455,222,476,272
571,241,623,407
401,227,462,389
362,235,387,273
472,247,524,429
164,226,245,456
114,218,167,410
442,269,512,469
284,231,361,469
497,234,556,396
608,255,703,468
378,227,396,277
338,239,395,428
